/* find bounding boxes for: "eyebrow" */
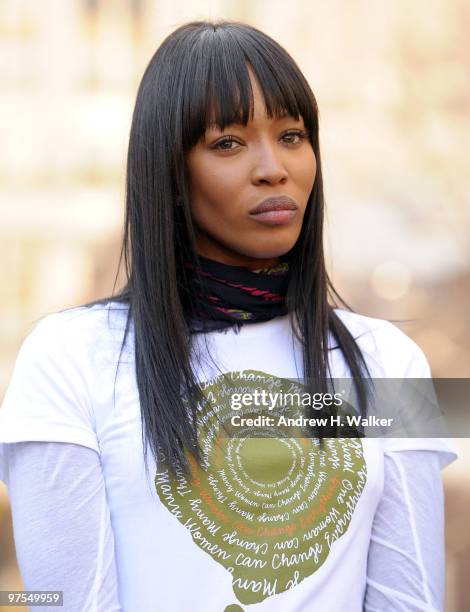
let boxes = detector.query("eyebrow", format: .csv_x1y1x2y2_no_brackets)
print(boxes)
206,112,302,131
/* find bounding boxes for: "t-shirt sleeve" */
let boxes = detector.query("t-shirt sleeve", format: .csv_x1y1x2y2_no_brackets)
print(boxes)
0,313,99,484
3,441,121,611
365,450,445,611
380,328,458,470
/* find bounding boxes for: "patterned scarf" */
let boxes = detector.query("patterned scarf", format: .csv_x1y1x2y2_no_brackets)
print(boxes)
185,255,291,332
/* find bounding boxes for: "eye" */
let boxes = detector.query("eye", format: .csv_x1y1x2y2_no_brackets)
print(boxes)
281,130,310,145
212,136,240,151
210,129,310,152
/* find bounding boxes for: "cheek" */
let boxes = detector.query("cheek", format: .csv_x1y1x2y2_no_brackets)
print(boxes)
189,162,242,220
299,151,317,192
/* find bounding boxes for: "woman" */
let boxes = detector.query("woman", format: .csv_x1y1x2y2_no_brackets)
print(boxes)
0,20,457,612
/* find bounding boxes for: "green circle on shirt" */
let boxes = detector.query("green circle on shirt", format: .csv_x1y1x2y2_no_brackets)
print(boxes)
238,437,293,484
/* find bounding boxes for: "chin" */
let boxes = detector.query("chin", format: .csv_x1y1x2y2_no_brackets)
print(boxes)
239,237,300,260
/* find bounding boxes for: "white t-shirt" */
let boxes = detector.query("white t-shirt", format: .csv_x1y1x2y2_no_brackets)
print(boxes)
0,303,458,611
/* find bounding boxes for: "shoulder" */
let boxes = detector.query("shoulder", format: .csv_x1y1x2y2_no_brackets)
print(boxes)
0,303,131,453
31,300,129,336
19,301,132,370
332,308,431,377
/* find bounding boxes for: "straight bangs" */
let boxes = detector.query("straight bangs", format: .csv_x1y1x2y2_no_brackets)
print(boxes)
177,24,319,153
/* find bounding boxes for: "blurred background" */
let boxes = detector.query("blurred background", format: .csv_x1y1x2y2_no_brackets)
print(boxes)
0,0,468,610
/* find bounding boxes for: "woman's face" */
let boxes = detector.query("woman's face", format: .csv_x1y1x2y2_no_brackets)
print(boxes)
186,69,316,268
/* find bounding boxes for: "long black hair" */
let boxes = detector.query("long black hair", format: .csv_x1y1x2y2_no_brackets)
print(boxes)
76,20,374,478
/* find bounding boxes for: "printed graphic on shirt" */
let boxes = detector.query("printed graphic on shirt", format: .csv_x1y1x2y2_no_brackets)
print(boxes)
155,370,367,610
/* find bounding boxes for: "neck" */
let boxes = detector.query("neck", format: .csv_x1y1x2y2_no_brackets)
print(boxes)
185,253,290,331
195,234,280,269
196,250,280,270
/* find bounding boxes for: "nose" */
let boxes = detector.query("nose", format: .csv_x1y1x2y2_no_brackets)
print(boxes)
251,140,288,185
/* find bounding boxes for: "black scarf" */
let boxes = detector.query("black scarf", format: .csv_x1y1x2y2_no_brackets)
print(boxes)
185,255,291,332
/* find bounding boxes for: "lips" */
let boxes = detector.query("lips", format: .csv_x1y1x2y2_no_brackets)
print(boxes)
249,196,298,215
248,196,299,226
